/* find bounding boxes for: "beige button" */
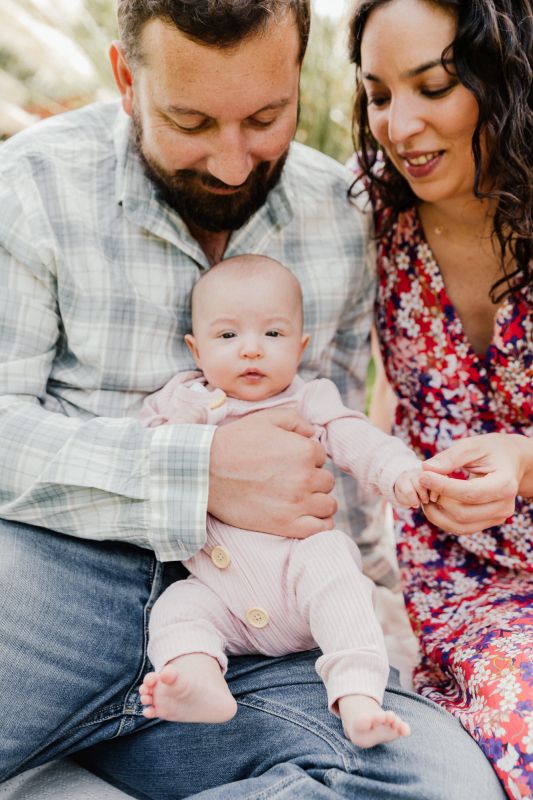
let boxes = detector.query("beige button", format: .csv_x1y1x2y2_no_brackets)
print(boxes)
209,391,227,410
245,606,269,629
211,545,231,569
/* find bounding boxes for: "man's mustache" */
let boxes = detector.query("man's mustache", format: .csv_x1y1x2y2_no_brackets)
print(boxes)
173,168,263,191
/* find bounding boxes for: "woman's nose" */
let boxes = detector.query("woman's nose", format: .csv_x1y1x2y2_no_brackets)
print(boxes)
387,98,426,144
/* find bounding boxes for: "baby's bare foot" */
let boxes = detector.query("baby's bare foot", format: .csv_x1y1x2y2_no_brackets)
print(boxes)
338,694,411,748
139,653,237,723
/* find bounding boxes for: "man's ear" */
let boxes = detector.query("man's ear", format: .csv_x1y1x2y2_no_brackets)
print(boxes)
184,334,201,366
109,41,134,116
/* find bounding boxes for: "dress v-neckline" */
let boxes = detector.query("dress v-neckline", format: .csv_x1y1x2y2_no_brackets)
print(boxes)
411,207,508,372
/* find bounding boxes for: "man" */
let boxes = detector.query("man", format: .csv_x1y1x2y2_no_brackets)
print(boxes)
0,1,505,798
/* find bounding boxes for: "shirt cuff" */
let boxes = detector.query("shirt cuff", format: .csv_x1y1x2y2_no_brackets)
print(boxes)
148,422,216,561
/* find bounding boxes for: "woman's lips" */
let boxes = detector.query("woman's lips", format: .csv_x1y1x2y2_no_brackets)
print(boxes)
400,150,444,178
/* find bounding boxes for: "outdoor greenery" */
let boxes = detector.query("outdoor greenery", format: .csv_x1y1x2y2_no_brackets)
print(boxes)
0,0,355,161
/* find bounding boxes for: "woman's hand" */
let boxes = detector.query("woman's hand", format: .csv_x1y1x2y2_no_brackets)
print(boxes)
418,433,533,534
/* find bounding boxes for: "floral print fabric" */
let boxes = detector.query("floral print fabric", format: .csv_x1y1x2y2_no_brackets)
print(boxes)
376,206,533,799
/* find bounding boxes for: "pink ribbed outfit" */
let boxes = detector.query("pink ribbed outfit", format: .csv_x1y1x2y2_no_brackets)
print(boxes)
141,372,420,711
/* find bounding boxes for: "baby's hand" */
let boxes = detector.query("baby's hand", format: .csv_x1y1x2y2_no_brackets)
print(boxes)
394,468,430,508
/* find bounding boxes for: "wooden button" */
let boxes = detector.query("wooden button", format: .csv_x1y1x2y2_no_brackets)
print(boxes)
245,607,269,629
211,545,231,569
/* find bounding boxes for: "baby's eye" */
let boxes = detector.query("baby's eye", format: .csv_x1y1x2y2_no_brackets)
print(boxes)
266,330,281,337
221,332,236,339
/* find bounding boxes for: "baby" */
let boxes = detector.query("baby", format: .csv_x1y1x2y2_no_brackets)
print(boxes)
139,254,429,748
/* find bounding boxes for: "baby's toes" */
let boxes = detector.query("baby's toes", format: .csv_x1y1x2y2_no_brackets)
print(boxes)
397,719,411,737
386,712,410,736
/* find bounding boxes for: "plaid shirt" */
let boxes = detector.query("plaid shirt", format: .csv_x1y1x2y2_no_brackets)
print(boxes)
0,102,376,562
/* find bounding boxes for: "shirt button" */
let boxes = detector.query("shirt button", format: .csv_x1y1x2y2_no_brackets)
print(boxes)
211,545,231,569
209,391,227,410
245,607,269,629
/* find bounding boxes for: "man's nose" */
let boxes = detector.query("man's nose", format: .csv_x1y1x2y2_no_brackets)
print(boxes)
206,127,254,187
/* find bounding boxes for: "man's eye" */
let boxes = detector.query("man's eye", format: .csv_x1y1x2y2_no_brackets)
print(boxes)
249,116,277,128
172,118,210,133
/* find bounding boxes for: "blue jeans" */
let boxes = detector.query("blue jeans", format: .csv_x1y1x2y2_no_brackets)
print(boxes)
0,518,504,799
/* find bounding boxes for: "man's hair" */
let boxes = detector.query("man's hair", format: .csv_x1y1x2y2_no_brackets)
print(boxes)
349,0,532,301
117,0,311,65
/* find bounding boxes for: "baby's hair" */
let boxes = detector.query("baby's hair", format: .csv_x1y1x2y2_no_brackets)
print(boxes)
190,254,304,330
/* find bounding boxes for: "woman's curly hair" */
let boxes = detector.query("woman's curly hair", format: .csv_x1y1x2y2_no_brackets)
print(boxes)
349,0,532,301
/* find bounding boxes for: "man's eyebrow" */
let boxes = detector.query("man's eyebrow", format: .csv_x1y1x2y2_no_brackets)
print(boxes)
363,58,452,82
165,98,291,117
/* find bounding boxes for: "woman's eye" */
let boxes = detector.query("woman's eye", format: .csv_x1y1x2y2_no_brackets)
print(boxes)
367,95,389,108
422,82,457,98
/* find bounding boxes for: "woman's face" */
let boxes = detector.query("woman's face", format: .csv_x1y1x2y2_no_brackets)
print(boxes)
360,0,481,205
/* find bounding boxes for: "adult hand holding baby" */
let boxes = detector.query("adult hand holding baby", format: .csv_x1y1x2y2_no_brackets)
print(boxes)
420,433,533,534
208,407,337,538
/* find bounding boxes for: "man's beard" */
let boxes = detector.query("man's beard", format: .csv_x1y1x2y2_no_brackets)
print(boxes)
131,110,289,233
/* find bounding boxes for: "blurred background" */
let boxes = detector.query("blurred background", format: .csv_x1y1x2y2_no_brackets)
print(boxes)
0,0,355,161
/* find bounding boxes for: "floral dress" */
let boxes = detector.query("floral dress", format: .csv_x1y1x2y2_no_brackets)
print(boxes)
375,206,533,799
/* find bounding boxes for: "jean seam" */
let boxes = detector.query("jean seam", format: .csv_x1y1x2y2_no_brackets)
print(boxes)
236,694,359,772
1,709,127,783
114,557,162,736
240,774,314,799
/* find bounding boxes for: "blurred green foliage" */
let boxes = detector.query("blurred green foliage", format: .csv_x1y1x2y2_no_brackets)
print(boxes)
298,10,355,163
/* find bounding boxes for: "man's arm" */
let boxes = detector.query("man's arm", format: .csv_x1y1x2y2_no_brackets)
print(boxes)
0,216,216,562
1,240,335,555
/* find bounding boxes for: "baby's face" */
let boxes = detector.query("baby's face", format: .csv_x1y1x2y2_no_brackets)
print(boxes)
186,265,309,401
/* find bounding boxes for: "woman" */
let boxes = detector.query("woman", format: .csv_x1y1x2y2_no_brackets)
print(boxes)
349,0,532,796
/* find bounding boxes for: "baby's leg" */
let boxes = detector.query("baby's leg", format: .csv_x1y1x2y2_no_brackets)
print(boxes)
290,530,410,746
338,694,410,748
143,576,242,723
139,652,237,723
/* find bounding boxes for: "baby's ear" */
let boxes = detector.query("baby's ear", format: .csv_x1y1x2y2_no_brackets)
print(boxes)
300,333,311,357
184,334,200,365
